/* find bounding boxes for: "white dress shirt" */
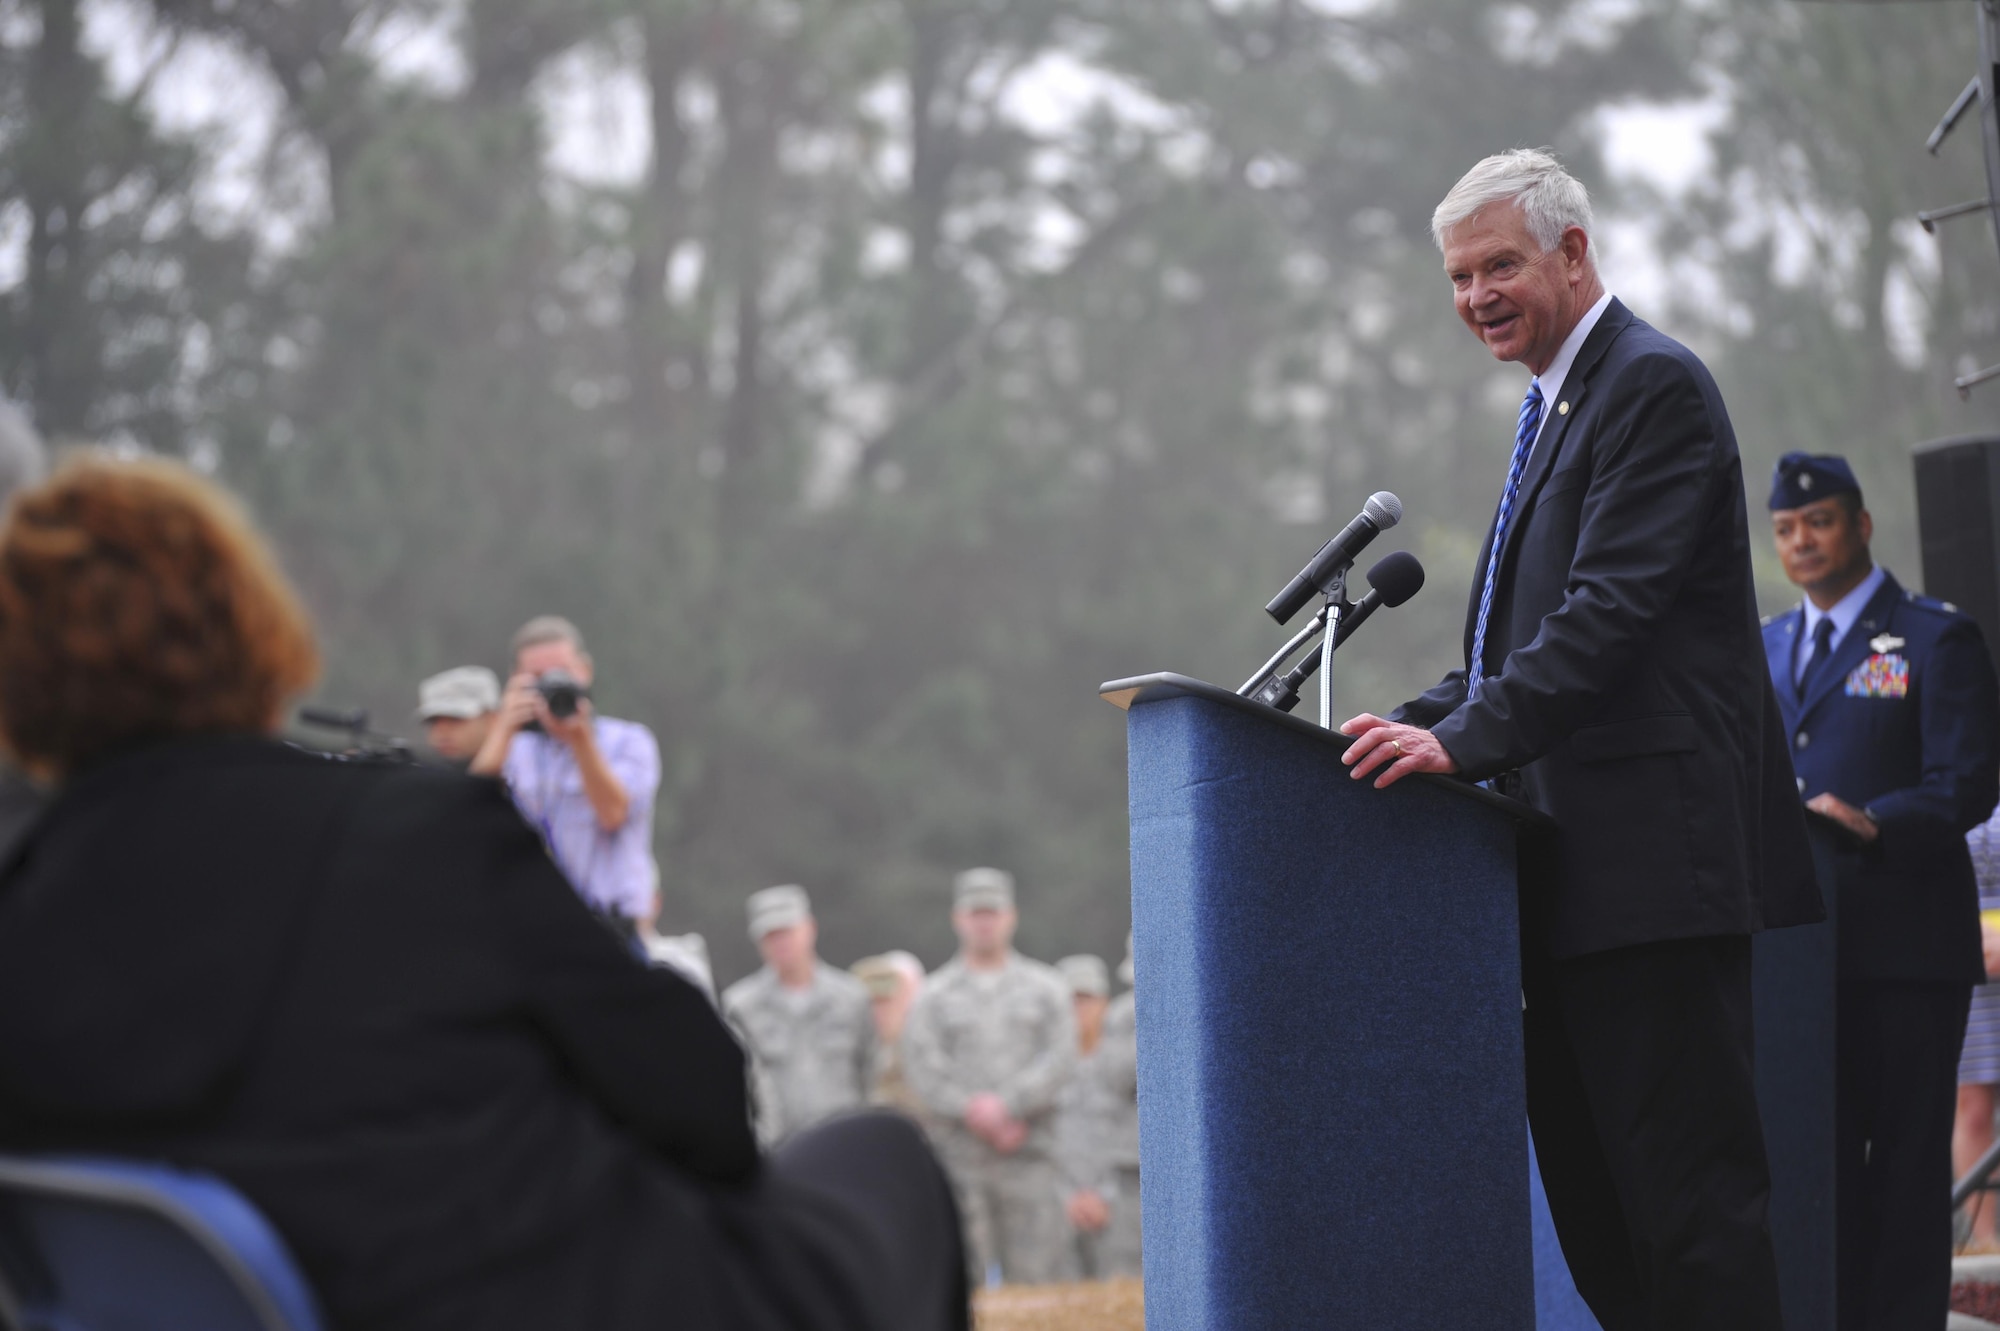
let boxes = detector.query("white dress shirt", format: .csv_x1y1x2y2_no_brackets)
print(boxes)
1528,289,1615,458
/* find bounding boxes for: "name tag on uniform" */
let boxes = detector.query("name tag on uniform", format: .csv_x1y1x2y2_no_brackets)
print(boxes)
1845,653,1910,699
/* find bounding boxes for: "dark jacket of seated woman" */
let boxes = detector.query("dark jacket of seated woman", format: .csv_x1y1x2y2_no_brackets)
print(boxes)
0,735,874,1330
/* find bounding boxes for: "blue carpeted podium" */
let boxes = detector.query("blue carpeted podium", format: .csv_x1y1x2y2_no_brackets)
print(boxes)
1101,674,1560,1329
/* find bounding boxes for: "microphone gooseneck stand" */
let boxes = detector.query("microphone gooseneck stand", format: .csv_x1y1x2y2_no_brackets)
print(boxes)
1237,565,1359,722
1239,549,1425,717
1242,519,1425,720
1238,605,1332,700
1316,567,1348,730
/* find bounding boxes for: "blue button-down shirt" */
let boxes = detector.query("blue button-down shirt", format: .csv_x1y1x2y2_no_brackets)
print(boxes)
1798,564,1887,685
502,716,661,919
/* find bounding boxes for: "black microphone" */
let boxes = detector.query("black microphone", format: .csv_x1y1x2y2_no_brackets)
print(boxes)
1254,552,1425,713
1334,550,1425,646
1265,491,1404,625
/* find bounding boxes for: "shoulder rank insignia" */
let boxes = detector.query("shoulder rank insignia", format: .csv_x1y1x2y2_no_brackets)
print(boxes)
1869,634,1905,653
1846,652,1910,699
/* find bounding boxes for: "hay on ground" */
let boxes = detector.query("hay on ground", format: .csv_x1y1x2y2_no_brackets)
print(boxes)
975,1278,1143,1331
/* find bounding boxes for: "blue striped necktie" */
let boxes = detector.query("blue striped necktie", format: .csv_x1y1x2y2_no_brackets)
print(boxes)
1468,379,1544,700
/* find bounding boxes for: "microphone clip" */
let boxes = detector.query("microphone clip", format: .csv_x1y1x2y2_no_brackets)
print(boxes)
1238,549,1426,718
1248,585,1356,713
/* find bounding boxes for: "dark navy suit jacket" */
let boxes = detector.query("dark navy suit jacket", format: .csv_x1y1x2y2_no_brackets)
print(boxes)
1395,299,1822,959
1763,572,2000,982
0,738,776,1330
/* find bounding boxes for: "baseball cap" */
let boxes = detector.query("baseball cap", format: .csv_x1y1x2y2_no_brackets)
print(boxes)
417,666,501,720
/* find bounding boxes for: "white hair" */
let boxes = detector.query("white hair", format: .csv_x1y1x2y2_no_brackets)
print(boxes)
1432,148,1595,254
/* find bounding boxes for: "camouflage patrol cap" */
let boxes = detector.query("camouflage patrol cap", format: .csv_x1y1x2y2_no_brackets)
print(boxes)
747,884,811,939
851,953,905,999
953,866,1015,912
855,949,924,998
416,665,501,720
1058,953,1110,998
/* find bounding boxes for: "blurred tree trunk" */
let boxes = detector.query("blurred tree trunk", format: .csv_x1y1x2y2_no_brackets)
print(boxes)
3,0,258,454
1659,0,2000,600
18,0,94,435
902,0,958,389
629,5,699,467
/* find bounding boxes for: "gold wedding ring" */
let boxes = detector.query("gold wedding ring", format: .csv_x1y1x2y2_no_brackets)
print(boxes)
1390,739,1403,756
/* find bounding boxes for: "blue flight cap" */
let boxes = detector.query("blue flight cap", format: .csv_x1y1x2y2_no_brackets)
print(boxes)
1769,451,1861,511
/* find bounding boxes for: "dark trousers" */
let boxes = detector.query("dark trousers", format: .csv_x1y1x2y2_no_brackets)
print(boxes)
768,1111,971,1331
1835,979,1971,1331
1523,933,1782,1331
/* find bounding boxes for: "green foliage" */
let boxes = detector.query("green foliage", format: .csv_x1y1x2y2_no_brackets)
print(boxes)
1648,0,2000,606
7,0,1999,984
0,0,264,451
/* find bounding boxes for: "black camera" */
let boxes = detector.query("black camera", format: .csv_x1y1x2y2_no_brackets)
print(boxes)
534,669,590,720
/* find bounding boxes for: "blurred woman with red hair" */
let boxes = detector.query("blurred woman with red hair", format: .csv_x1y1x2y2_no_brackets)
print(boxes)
0,454,966,1331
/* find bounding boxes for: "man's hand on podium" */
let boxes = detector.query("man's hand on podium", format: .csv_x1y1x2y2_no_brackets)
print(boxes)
1338,714,1459,788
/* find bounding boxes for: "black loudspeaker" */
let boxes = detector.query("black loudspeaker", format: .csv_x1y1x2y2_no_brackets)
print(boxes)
1913,434,2000,653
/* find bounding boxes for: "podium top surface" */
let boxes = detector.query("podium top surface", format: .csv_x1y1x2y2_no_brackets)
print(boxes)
1100,670,1553,830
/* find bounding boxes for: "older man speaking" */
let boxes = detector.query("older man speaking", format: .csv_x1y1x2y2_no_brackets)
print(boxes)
1339,150,1821,1327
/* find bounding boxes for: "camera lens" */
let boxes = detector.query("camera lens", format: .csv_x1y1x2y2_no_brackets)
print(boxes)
535,669,585,720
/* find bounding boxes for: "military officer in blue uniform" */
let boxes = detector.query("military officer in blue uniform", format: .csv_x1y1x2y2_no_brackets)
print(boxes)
1764,451,2000,1329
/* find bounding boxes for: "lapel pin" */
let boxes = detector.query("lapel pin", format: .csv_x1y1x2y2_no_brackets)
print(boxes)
1557,401,1569,416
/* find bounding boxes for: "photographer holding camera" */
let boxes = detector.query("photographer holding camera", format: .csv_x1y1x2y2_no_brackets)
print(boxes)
472,616,660,937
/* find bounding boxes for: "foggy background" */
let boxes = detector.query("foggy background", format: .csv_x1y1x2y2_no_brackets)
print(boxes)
7,0,2000,985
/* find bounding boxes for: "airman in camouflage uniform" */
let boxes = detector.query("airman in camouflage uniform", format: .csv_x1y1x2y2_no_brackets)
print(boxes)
903,868,1078,1286
1052,949,1141,1278
852,950,929,1122
1096,954,1142,1277
721,885,875,1147
1052,954,1116,1277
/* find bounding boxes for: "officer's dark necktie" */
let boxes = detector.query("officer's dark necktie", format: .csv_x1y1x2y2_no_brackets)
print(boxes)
1469,379,1544,700
1798,616,1836,691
